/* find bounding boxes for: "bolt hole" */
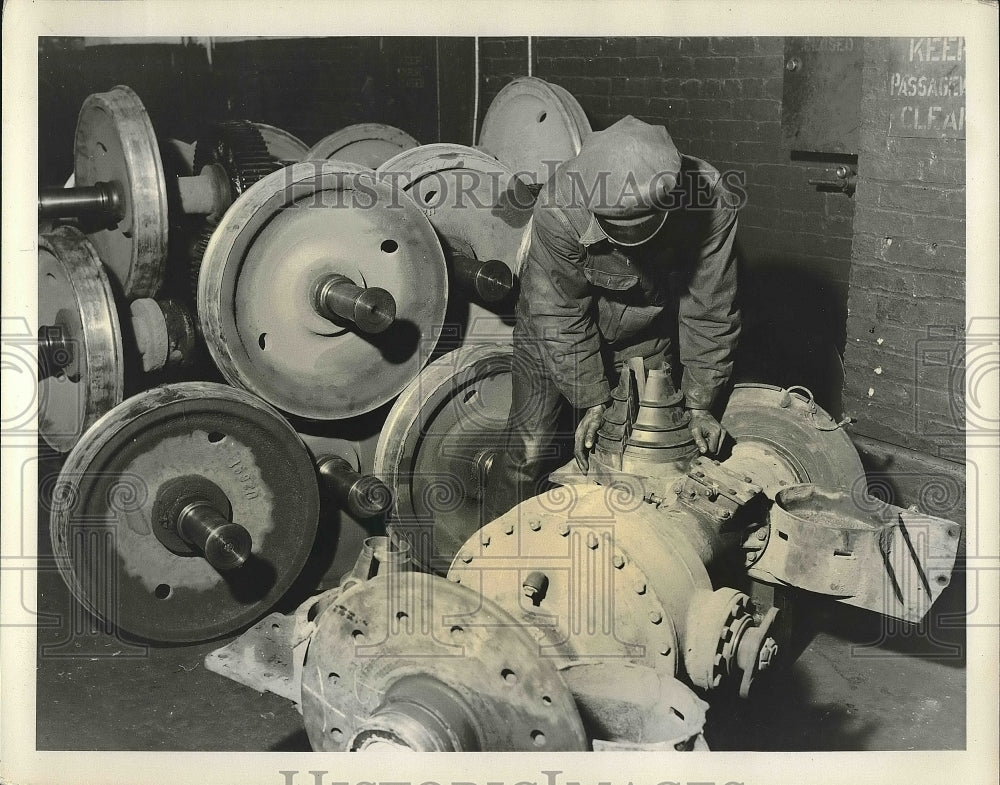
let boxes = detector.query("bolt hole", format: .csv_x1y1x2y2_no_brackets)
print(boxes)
531,729,546,746
327,671,340,682
501,667,517,684
541,695,552,706
96,141,108,154
536,111,547,123
381,239,399,254
258,332,267,350
422,190,438,204
777,530,789,540
271,622,280,630
208,431,225,443
154,584,172,600
330,727,344,742
450,625,464,636
352,629,365,640
936,575,949,585
396,611,408,621
669,705,686,721
463,388,478,403
46,272,57,282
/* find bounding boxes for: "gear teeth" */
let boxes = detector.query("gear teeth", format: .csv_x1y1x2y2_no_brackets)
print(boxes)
189,121,280,301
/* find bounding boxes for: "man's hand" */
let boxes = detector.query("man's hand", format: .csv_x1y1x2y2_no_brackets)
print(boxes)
574,402,609,473
688,409,726,455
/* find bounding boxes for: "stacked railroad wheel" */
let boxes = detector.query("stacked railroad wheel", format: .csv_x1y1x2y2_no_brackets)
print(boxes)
37,77,592,646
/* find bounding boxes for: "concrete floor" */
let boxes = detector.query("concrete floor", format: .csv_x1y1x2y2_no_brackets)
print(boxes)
34,447,966,752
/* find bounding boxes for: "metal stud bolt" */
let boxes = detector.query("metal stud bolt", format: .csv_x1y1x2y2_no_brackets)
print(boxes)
529,519,541,532
586,532,599,550
648,610,663,625
612,553,625,569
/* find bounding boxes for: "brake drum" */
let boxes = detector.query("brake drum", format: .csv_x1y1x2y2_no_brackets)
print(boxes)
197,161,448,421
73,85,169,299
720,384,866,497
49,382,320,643
374,343,513,569
478,76,592,186
378,143,535,343
306,123,419,168
38,226,125,453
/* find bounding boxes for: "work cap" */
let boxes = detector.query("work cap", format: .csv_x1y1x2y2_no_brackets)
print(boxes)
569,115,681,246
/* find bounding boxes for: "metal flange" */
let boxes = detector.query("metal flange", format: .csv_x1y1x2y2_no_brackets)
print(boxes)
72,85,169,299
374,343,514,569
446,485,695,682
197,160,448,421
254,122,309,165
477,76,592,186
719,383,866,498
306,123,419,168
300,572,587,751
48,382,320,643
38,227,198,451
38,226,125,453
378,143,536,343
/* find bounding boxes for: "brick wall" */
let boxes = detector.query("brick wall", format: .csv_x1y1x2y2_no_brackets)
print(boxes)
38,37,440,185
842,38,965,461
479,37,858,414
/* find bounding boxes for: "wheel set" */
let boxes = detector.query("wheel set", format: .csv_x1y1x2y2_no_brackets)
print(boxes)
37,78,591,643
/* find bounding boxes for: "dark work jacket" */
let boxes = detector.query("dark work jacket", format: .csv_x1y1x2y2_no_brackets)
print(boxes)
518,154,741,411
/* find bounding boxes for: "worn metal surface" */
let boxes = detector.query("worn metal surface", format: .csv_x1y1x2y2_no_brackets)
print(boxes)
562,662,709,750
197,161,448,420
751,484,961,623
374,343,513,569
478,77,592,185
254,122,310,164
49,382,320,643
720,384,866,498
307,123,419,168
38,226,125,453
781,37,864,154
74,85,168,299
378,143,536,344
300,572,588,751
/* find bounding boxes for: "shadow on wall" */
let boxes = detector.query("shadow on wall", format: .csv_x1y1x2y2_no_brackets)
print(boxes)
733,238,849,419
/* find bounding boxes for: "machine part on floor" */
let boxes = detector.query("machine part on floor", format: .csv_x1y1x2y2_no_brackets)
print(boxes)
37,226,124,453
198,161,448,421
477,76,592,186
49,382,320,643
254,122,310,165
750,483,961,623
443,368,960,696
205,535,413,704
299,571,588,751
374,342,513,570
307,123,420,168
377,143,535,341
48,85,168,299
561,662,709,750
447,485,777,696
